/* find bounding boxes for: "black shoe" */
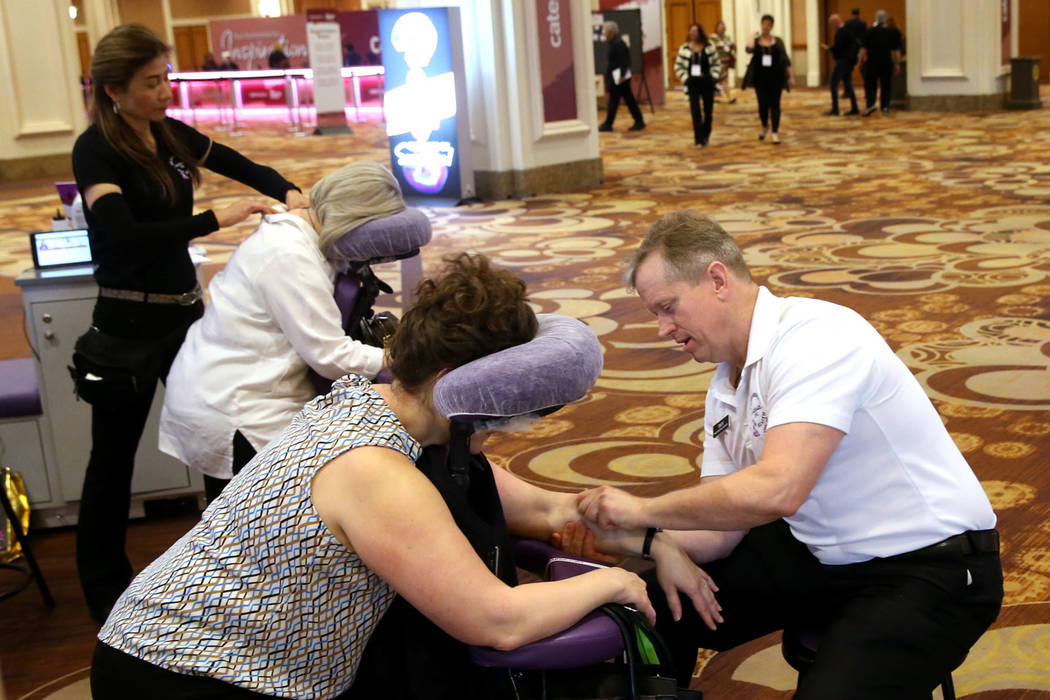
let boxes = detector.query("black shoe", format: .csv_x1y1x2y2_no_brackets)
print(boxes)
598,123,612,132
824,109,840,116
881,108,890,115
862,106,877,117
844,108,860,115
628,122,646,131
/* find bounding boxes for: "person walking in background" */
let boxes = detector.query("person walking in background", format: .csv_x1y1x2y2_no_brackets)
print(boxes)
860,9,902,116
845,7,867,44
823,14,860,115
598,20,645,132
710,20,737,104
886,16,905,57
674,23,722,148
743,14,794,145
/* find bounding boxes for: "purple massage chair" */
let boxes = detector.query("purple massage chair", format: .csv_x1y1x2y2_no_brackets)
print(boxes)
347,313,692,699
307,206,432,396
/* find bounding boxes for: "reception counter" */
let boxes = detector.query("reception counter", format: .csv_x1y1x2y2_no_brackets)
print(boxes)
167,66,385,131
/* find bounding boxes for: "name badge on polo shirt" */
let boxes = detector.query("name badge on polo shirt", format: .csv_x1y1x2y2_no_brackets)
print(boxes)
713,415,730,438
691,63,702,77
762,54,773,67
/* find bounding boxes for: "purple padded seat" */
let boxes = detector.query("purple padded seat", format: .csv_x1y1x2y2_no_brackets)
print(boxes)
429,316,621,670
0,358,42,419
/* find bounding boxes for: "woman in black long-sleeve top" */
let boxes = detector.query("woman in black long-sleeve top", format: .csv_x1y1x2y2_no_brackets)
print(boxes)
70,24,307,624
743,14,794,144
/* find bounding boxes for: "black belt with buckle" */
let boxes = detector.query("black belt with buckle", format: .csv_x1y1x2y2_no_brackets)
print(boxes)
908,529,1000,558
98,283,203,306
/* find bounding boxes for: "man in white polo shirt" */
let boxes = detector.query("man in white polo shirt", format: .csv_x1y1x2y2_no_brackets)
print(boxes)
576,211,1002,698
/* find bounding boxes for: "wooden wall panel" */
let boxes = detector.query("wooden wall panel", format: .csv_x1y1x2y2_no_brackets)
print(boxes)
116,0,166,39
170,0,253,20
1018,0,1050,83
663,0,722,88
76,30,91,80
173,24,209,71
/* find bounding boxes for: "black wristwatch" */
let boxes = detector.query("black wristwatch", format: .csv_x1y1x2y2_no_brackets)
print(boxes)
642,527,663,560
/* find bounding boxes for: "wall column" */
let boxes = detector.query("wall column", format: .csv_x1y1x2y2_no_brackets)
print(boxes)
83,0,120,50
805,0,819,86
0,0,89,181
906,0,1016,111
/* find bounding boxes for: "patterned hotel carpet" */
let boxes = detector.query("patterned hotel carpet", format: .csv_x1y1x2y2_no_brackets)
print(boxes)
1,87,1050,697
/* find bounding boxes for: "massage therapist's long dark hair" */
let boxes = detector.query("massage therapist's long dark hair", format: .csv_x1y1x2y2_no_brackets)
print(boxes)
89,24,201,201
688,23,708,45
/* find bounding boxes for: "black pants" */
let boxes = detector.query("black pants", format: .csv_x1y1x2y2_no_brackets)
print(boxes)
864,63,893,110
754,80,784,132
92,642,289,699
646,520,1002,698
202,430,258,503
687,78,715,145
76,298,202,622
829,59,858,113
603,80,644,128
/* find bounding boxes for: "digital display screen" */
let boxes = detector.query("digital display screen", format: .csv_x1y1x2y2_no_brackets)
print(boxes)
30,229,93,269
379,9,462,200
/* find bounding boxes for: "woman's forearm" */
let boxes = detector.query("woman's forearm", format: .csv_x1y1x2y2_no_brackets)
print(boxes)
493,465,577,540
480,570,629,650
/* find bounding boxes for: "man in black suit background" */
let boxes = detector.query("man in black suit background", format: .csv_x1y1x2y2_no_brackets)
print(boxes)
845,8,867,43
822,14,860,115
859,9,902,116
598,21,646,132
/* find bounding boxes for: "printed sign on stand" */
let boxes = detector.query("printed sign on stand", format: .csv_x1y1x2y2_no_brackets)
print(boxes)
307,9,351,134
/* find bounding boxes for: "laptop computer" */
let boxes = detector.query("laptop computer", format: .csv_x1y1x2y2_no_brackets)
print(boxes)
29,229,93,277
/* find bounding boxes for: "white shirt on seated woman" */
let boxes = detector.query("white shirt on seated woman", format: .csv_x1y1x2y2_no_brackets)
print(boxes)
159,161,402,494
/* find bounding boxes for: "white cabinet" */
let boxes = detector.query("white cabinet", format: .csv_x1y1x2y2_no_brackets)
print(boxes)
14,266,202,524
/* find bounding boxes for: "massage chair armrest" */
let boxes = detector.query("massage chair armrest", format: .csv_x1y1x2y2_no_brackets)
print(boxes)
468,609,623,670
514,538,608,581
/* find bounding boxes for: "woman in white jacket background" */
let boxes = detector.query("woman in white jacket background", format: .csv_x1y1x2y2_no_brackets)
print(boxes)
160,161,403,500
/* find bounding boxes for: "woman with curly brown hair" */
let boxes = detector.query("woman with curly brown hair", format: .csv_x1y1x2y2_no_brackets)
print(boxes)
90,253,659,699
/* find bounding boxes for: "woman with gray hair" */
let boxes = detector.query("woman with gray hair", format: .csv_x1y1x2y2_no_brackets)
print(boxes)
159,161,404,501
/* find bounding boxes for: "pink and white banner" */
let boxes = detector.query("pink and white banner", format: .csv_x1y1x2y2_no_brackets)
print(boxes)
210,16,309,70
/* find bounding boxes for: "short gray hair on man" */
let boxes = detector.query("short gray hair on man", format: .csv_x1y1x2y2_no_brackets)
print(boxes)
310,161,406,261
626,210,752,289
603,20,619,35
875,9,888,23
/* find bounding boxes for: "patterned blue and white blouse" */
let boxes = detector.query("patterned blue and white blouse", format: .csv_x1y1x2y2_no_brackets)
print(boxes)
99,375,422,699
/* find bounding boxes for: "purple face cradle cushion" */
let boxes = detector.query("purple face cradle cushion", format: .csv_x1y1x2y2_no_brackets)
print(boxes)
432,314,604,424
330,207,432,263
